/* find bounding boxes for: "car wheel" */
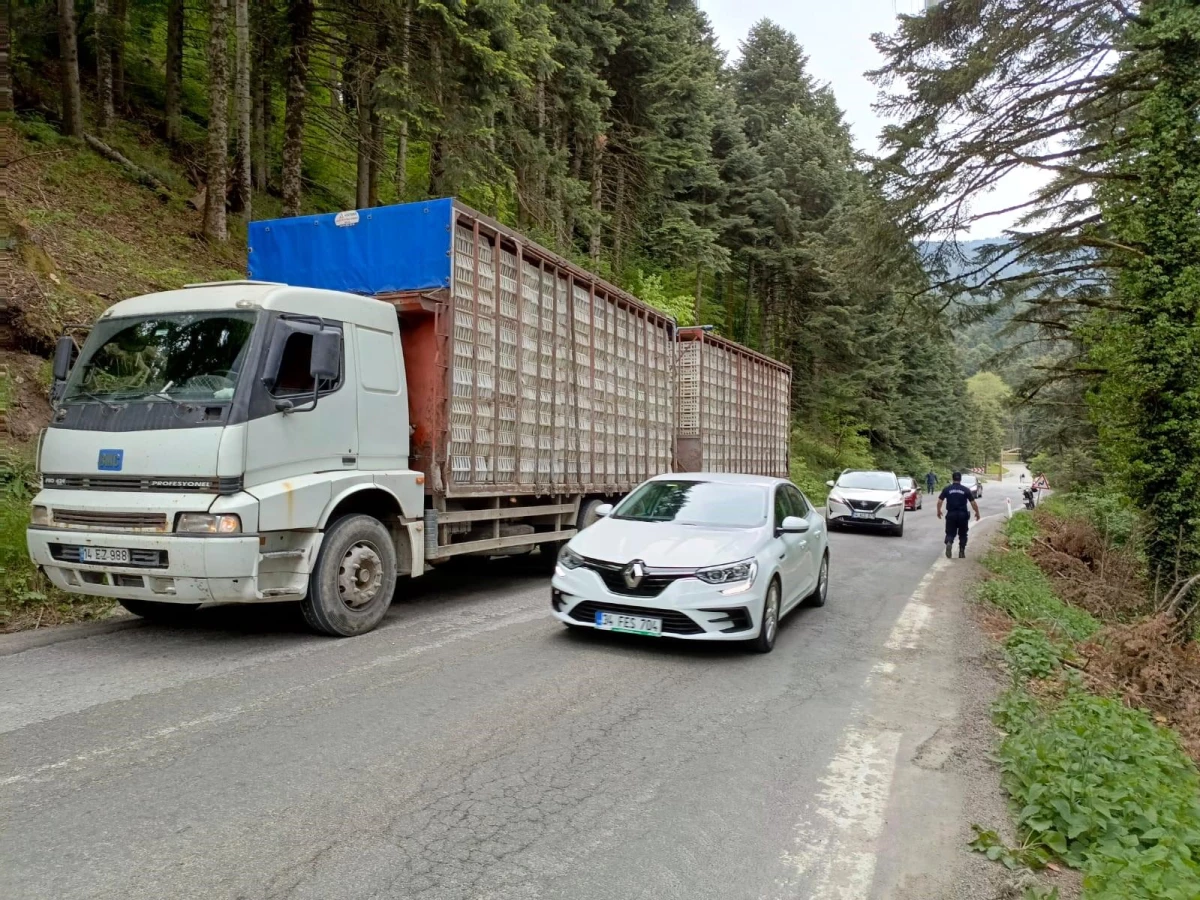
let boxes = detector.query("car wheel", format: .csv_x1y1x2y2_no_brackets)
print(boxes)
301,514,397,637
118,599,201,623
805,554,829,608
749,578,781,653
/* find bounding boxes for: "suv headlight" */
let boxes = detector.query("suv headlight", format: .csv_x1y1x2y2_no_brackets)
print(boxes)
697,559,758,587
827,492,847,506
176,513,242,534
30,505,50,526
556,545,584,576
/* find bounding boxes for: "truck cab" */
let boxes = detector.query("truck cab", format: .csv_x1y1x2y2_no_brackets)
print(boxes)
27,281,426,635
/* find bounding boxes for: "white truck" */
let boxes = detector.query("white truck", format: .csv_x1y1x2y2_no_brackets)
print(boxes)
27,199,790,636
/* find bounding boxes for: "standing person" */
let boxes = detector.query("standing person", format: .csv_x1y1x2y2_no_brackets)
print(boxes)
938,471,981,559
925,469,938,495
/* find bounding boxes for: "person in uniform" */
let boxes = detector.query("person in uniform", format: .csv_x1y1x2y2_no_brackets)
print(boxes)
937,471,981,558
925,470,938,495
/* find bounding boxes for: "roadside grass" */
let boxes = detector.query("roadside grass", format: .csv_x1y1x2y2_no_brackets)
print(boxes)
975,512,1200,899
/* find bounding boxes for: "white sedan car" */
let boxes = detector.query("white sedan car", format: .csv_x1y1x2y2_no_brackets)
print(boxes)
550,473,830,653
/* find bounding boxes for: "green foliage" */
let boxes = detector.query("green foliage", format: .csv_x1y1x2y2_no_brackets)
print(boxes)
980,550,1101,642
968,824,1052,872
1028,449,1103,494
1039,489,1140,550
997,687,1200,900
1005,512,1040,551
1003,627,1065,682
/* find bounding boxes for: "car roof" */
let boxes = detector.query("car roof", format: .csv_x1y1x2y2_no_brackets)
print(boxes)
839,470,898,477
648,472,788,488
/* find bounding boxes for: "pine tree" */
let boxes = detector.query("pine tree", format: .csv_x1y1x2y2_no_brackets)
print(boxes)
281,0,313,216
203,0,231,241
164,0,184,143
232,0,253,218
57,0,83,139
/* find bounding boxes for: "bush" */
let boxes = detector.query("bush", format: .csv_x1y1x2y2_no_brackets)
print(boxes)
1003,627,1065,681
1005,512,1040,550
981,551,1101,641
997,688,1200,900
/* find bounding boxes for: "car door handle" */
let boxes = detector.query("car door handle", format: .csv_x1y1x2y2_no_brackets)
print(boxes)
778,553,786,559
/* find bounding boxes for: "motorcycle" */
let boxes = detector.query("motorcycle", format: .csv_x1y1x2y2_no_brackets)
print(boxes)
1023,487,1038,510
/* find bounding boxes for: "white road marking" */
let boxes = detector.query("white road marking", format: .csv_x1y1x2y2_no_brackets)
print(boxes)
775,726,903,899
883,557,948,651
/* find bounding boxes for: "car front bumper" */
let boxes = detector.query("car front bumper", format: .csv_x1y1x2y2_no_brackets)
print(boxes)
826,499,904,527
550,566,767,641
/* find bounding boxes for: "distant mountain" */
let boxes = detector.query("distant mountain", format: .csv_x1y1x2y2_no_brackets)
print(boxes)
918,239,1034,285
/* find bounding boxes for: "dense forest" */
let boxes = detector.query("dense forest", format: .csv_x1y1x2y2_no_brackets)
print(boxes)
3,0,991,492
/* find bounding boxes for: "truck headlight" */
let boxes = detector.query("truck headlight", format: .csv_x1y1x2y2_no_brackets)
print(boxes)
30,505,50,526
176,513,242,534
697,559,757,586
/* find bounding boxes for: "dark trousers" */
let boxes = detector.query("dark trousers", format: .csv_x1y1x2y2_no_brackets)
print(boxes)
945,512,969,548
926,481,936,494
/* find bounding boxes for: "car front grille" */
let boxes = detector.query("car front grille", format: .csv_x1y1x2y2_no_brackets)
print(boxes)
568,600,704,635
578,557,693,598
846,499,881,512
51,509,169,531
49,544,168,568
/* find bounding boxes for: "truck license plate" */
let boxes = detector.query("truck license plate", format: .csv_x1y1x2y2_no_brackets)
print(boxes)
852,510,874,520
594,611,663,636
79,547,131,564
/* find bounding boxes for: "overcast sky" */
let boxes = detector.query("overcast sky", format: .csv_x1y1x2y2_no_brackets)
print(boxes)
698,0,1033,239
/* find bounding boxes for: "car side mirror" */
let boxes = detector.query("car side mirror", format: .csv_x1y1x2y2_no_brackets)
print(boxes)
825,480,835,488
595,503,613,518
778,515,810,536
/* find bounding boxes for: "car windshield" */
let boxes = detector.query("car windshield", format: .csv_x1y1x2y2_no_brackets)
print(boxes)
64,312,256,404
836,471,899,491
961,475,977,485
898,477,914,490
612,480,768,528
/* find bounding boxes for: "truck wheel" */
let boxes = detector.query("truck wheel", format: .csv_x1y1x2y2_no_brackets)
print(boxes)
577,499,607,531
301,515,397,637
119,598,200,622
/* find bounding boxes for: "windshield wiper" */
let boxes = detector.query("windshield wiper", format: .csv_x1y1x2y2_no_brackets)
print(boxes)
66,390,123,412
123,382,193,413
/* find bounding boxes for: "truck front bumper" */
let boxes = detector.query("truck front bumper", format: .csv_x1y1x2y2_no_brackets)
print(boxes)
27,527,268,605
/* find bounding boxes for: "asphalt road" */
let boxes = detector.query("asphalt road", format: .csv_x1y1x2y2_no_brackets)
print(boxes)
1,478,1026,900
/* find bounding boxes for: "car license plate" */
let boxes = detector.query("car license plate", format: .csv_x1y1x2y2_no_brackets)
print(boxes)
594,611,663,636
852,510,874,520
79,546,131,564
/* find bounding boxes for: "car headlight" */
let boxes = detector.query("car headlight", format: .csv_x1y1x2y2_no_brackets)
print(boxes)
827,492,847,506
697,559,758,586
555,545,584,576
882,497,904,509
175,513,242,534
30,505,50,526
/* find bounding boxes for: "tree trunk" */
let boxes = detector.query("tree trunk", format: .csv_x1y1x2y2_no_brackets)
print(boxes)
694,263,703,326
368,107,381,207
202,0,230,242
613,160,624,274
428,36,444,196
251,56,267,191
393,0,410,200
110,0,126,107
94,0,113,129
354,54,371,209
57,0,83,139
0,0,12,114
165,0,183,143
589,133,605,266
281,0,313,217
231,0,251,218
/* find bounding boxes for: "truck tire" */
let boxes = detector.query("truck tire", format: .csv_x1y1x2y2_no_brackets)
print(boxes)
301,514,397,637
577,498,607,531
118,598,201,622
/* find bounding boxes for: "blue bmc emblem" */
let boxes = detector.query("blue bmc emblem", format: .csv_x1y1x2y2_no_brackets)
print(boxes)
97,449,124,471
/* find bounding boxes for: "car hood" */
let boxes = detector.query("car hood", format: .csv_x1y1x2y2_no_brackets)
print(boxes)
568,518,765,569
829,487,903,503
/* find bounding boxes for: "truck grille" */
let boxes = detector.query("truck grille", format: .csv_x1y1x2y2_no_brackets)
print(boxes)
41,474,243,494
568,600,704,635
49,544,168,568
51,509,169,531
578,557,692,598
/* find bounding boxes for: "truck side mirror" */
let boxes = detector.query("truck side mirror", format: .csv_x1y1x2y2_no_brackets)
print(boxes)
310,329,341,381
51,335,77,405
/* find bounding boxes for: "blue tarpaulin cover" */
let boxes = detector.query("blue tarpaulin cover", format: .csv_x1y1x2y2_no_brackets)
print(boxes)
248,198,454,295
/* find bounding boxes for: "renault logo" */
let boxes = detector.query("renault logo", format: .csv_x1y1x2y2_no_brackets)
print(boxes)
623,560,646,590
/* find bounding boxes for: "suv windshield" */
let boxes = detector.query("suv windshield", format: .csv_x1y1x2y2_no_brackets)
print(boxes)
837,471,899,491
64,312,256,404
613,480,768,528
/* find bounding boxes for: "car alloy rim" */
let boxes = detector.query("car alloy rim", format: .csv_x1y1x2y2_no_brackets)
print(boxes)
766,586,779,642
338,541,383,610
819,559,828,600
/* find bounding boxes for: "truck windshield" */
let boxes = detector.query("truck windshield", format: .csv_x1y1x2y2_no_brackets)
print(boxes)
64,312,256,404
613,480,768,528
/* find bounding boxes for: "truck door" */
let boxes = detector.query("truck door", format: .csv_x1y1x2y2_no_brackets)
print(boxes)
244,317,358,525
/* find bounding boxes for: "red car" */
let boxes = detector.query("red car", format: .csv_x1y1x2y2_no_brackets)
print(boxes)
899,476,923,511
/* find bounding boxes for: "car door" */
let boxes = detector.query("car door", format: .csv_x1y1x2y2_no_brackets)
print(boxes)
773,485,807,607
784,485,817,605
